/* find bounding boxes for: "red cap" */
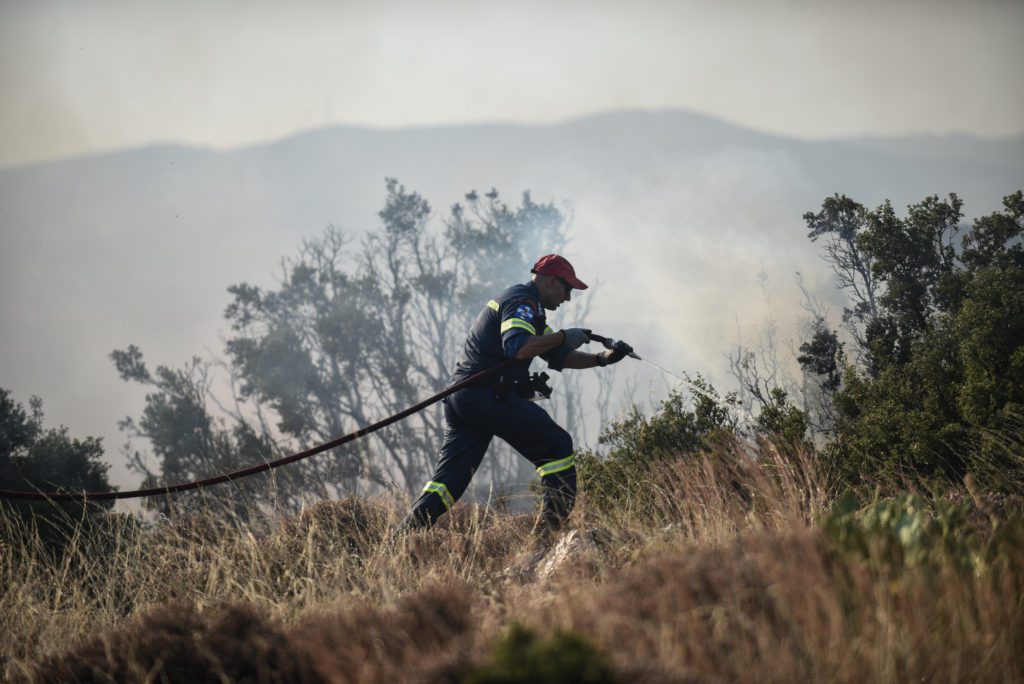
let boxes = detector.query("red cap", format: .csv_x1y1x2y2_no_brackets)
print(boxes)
531,254,589,290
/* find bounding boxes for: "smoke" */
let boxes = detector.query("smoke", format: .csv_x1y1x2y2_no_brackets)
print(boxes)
532,144,834,420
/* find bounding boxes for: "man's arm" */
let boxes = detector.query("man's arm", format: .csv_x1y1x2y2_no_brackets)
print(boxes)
560,350,604,369
515,331,567,360
561,340,634,369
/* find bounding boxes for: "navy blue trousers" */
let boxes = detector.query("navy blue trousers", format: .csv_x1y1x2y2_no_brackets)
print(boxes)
404,387,576,535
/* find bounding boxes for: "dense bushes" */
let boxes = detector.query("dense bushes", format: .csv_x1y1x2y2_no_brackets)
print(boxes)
576,382,736,514
800,191,1024,494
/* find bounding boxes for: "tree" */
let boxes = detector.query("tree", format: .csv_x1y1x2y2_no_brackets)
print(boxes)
801,191,1024,492
0,388,114,546
110,348,299,516
803,195,880,371
857,194,964,370
796,314,843,436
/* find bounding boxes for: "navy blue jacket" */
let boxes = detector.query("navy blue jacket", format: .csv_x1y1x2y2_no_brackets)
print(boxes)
450,281,570,387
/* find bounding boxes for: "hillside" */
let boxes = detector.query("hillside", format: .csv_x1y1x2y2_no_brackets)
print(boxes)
4,435,1022,682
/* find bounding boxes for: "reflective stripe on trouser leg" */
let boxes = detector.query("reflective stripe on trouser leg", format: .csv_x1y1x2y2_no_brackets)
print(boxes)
486,397,577,535
536,454,575,477
404,395,493,530
422,481,455,510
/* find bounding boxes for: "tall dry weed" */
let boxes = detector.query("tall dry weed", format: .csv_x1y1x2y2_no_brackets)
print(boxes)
3,436,1022,682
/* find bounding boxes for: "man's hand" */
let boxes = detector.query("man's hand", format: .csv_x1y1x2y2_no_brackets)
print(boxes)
597,340,633,366
560,328,591,350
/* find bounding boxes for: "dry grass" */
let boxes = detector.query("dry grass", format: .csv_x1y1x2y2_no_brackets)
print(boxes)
3,440,1022,683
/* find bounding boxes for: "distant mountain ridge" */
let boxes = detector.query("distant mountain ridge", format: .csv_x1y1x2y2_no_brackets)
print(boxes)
2,109,1022,489
13,109,1020,178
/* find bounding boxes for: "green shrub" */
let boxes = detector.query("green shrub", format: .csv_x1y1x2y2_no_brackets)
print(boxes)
820,491,988,573
0,388,115,553
577,382,736,514
754,388,810,444
463,623,617,684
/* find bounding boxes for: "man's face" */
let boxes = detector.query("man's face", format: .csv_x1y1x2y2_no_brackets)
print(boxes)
540,275,572,311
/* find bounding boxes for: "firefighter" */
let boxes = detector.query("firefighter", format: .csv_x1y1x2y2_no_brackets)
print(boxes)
400,254,633,538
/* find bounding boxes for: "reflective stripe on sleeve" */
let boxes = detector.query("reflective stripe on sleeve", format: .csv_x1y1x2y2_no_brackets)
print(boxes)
500,318,537,335
544,326,554,335
537,454,575,477
423,481,455,510
487,300,499,311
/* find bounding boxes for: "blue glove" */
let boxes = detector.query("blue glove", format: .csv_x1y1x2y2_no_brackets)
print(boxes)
560,328,591,350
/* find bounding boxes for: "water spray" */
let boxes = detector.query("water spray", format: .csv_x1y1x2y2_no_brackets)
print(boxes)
588,331,720,403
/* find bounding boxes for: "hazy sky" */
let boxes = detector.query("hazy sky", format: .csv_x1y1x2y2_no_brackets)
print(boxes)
1,0,1022,169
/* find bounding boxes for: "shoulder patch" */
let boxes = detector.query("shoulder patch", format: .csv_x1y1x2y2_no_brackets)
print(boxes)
513,301,537,322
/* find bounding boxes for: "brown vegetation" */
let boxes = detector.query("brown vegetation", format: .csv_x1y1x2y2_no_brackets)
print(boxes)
3,439,1022,683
